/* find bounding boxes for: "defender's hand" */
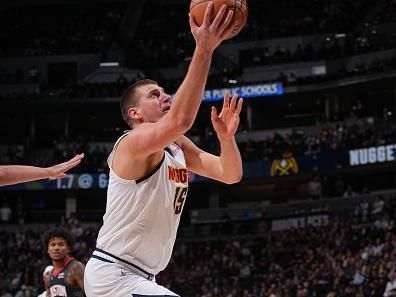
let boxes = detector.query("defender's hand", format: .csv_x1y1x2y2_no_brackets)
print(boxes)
47,153,84,179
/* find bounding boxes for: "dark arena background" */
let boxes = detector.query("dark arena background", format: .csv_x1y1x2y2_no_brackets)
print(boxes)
1,0,396,296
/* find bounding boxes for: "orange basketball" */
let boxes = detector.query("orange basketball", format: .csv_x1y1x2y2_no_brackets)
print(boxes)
190,0,248,39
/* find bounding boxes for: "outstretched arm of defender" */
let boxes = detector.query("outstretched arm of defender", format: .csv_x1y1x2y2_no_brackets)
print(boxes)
0,153,84,186
180,92,243,184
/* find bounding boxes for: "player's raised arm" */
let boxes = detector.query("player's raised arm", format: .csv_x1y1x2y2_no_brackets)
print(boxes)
0,153,84,186
123,3,235,157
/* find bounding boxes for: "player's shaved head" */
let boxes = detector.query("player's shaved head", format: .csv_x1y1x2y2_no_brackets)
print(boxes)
120,79,158,128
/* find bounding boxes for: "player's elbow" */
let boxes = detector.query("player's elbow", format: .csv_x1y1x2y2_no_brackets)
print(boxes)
223,173,243,184
0,167,7,185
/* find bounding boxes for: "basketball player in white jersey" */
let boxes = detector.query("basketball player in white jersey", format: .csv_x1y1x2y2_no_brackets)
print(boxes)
0,153,84,186
84,3,243,296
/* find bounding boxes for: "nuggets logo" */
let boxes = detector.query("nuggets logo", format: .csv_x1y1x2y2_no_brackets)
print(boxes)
270,152,299,176
168,166,188,184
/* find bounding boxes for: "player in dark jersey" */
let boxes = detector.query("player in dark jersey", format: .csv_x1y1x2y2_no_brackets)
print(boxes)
43,228,85,297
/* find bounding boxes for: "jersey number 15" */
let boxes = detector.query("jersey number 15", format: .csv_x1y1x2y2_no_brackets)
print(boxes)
174,187,188,215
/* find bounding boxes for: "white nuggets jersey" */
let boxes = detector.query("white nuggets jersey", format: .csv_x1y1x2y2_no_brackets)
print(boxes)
96,134,188,275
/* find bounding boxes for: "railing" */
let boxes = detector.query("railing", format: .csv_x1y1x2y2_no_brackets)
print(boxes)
190,188,396,224
78,54,101,81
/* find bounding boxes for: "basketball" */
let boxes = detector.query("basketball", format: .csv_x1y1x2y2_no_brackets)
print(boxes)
190,0,248,39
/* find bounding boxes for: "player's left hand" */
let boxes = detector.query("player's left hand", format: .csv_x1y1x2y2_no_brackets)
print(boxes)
211,92,243,141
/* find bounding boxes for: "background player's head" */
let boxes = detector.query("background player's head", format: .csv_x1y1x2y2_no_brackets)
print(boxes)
43,227,74,261
121,79,171,128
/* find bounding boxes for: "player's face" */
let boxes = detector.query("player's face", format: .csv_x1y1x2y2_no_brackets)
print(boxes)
47,237,70,261
135,84,171,123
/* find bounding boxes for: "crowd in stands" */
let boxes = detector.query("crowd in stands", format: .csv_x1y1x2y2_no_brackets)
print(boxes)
0,194,396,296
2,39,396,100
162,197,396,297
0,4,124,57
126,1,193,69
0,140,109,174
238,0,378,41
307,174,378,200
128,0,346,69
240,33,396,68
125,0,396,69
367,0,396,25
237,116,396,162
60,78,130,99
0,146,25,168
1,0,395,60
275,54,396,88
0,67,41,85
1,0,396,99
1,111,395,174
51,140,109,173
0,222,98,297
0,0,395,75
2,47,396,102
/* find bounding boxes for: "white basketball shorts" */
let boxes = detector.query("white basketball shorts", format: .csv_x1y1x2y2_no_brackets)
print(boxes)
84,254,180,297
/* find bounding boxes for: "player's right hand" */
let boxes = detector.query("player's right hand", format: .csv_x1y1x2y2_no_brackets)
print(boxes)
189,2,234,52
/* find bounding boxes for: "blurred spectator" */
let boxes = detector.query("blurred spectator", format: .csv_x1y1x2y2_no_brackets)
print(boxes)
384,270,396,297
373,196,386,215
0,202,12,223
334,175,346,196
307,176,322,199
321,176,331,198
354,198,370,223
0,289,13,297
27,66,40,83
343,185,357,197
